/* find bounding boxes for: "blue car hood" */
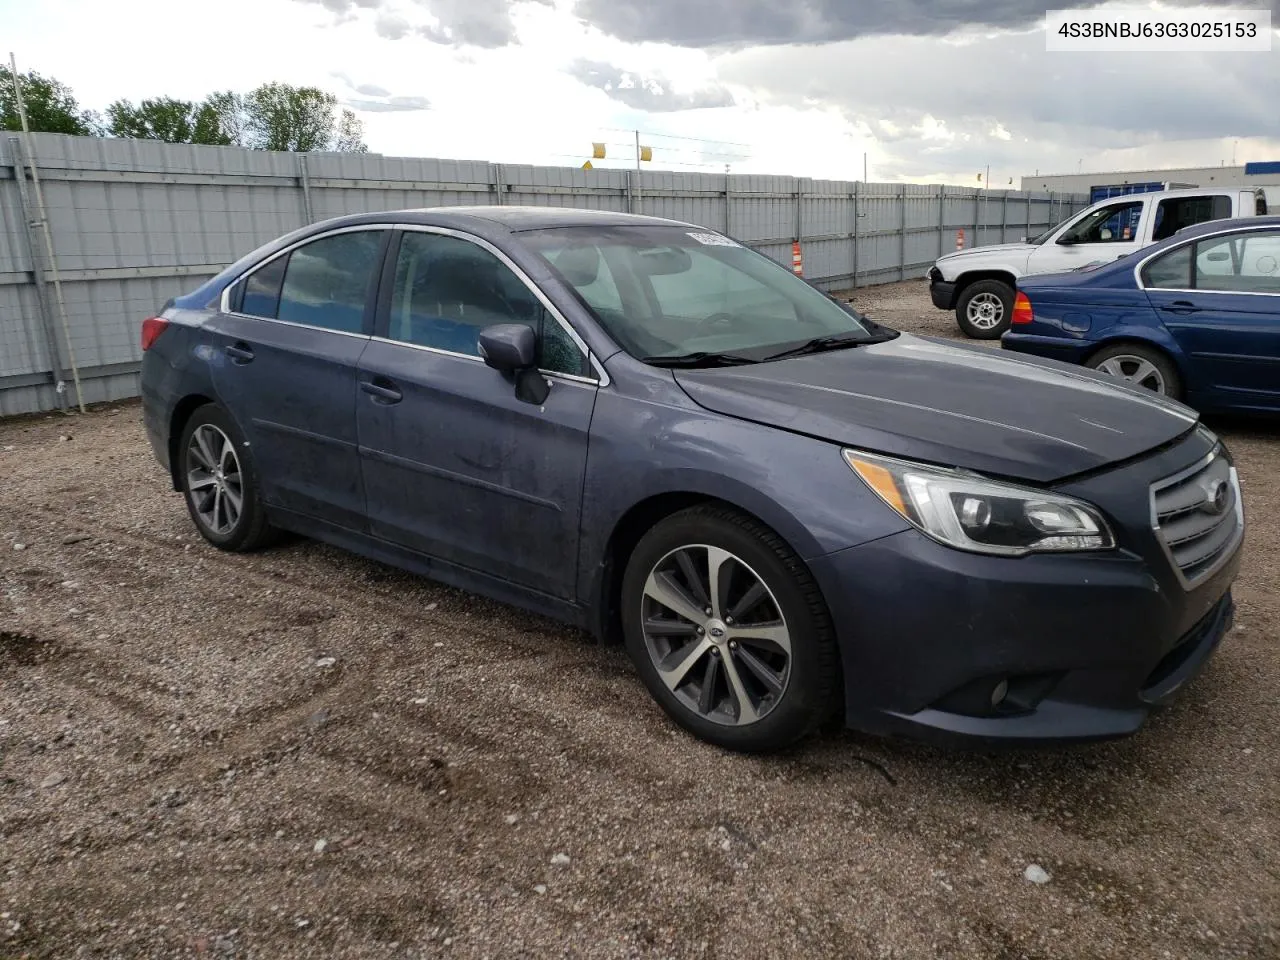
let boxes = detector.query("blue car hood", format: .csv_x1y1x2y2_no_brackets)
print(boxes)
674,333,1199,484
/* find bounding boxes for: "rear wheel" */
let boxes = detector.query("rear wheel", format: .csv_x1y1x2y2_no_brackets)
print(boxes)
1086,343,1183,400
179,404,276,552
956,279,1014,339
620,506,840,753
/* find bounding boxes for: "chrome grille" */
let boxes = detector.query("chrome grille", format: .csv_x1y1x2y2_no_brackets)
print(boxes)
1151,447,1243,589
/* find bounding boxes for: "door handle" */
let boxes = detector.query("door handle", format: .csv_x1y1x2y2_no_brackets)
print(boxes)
360,379,403,404
224,342,255,363
1160,301,1202,315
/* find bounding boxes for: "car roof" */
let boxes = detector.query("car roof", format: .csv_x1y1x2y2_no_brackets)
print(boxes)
1117,186,1264,201
1171,214,1280,239
311,205,698,234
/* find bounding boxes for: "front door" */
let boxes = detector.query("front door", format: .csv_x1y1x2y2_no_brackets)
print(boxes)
209,228,389,530
1026,198,1145,275
355,228,599,599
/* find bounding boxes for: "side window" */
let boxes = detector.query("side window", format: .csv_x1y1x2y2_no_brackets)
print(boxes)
1061,201,1143,244
238,255,287,318
1143,245,1193,289
1195,232,1280,294
276,231,384,333
389,232,590,377
1152,196,1233,242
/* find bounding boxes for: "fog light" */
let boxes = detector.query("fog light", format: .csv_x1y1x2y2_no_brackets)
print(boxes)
990,679,1009,707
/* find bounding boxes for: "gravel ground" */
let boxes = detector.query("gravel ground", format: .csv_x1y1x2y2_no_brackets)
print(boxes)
2,281,1278,959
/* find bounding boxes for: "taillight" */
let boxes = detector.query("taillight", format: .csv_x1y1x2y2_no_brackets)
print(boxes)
141,316,169,351
1011,292,1033,326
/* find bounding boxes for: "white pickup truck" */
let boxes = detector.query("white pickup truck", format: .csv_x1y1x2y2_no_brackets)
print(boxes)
928,187,1269,338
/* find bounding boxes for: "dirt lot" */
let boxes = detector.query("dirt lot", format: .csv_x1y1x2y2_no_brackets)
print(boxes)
2,281,1277,959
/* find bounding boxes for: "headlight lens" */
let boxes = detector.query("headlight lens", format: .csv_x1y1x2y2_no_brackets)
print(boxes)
843,450,1115,556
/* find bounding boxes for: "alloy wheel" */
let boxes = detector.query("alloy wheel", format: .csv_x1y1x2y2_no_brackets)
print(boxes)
966,292,1005,330
186,424,244,536
640,544,791,726
1095,355,1168,394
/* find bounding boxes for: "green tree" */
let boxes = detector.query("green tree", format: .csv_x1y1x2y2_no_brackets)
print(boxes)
334,109,368,153
245,82,337,152
192,93,241,146
107,96,197,143
0,66,99,136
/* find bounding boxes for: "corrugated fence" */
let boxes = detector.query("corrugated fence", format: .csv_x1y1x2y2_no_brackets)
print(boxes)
0,132,1090,416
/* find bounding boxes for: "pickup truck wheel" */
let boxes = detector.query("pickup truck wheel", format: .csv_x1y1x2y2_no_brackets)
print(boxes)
956,280,1014,339
1086,343,1183,400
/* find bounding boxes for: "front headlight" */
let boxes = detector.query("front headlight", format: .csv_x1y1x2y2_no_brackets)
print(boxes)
843,450,1115,556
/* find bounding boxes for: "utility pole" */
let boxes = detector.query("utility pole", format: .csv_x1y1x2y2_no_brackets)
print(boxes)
9,52,85,413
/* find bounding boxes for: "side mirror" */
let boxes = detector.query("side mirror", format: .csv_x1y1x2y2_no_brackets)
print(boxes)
478,323,536,372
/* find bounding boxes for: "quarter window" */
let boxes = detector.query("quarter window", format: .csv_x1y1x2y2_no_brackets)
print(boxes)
388,232,590,377
239,255,286,318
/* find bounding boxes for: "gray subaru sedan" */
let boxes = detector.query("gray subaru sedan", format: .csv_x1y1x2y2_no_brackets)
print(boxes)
140,207,1243,752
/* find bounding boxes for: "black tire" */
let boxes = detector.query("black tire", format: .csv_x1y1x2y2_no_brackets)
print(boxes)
178,404,276,552
956,279,1014,339
1085,343,1183,400
620,505,840,753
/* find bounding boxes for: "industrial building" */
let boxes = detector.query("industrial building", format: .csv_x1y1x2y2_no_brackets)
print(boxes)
1020,161,1280,202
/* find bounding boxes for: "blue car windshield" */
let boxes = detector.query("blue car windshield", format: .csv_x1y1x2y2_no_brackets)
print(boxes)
521,225,879,361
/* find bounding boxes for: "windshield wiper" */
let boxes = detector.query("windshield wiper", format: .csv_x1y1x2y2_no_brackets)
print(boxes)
762,333,867,362
642,351,759,368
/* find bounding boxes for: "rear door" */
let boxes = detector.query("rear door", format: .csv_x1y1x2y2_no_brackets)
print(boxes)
1143,228,1280,409
355,228,599,598
209,227,390,530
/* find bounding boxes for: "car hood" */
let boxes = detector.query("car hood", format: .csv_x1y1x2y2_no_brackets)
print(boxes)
673,333,1199,484
937,242,1036,265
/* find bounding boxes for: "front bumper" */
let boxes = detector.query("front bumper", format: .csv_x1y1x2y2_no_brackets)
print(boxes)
929,273,957,311
809,435,1242,746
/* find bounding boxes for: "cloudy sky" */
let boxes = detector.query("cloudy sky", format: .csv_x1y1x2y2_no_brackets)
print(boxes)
6,0,1280,184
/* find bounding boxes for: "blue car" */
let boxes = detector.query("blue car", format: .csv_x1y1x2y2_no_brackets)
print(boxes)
1004,216,1280,414
140,207,1243,752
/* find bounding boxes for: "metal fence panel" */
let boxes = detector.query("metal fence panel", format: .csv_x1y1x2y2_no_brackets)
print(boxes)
0,133,1089,415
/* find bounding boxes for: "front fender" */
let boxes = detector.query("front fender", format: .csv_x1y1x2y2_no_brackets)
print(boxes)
575,388,912,606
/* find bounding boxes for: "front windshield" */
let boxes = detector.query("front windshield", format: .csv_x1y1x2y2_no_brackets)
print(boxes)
520,225,880,361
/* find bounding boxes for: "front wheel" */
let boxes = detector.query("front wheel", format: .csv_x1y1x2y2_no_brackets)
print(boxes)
620,506,840,753
179,404,276,552
956,279,1014,339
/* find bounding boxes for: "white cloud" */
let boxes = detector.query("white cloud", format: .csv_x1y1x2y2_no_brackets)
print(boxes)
5,0,1278,186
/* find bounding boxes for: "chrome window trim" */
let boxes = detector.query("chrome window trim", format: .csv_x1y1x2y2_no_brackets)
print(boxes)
1134,222,1280,294
395,224,609,386
218,223,398,319
214,221,611,385
1148,444,1246,592
367,335,601,387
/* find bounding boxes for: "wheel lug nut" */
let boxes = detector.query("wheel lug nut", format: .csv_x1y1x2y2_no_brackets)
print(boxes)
729,641,738,650
725,617,734,625
704,607,713,616
696,626,704,635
